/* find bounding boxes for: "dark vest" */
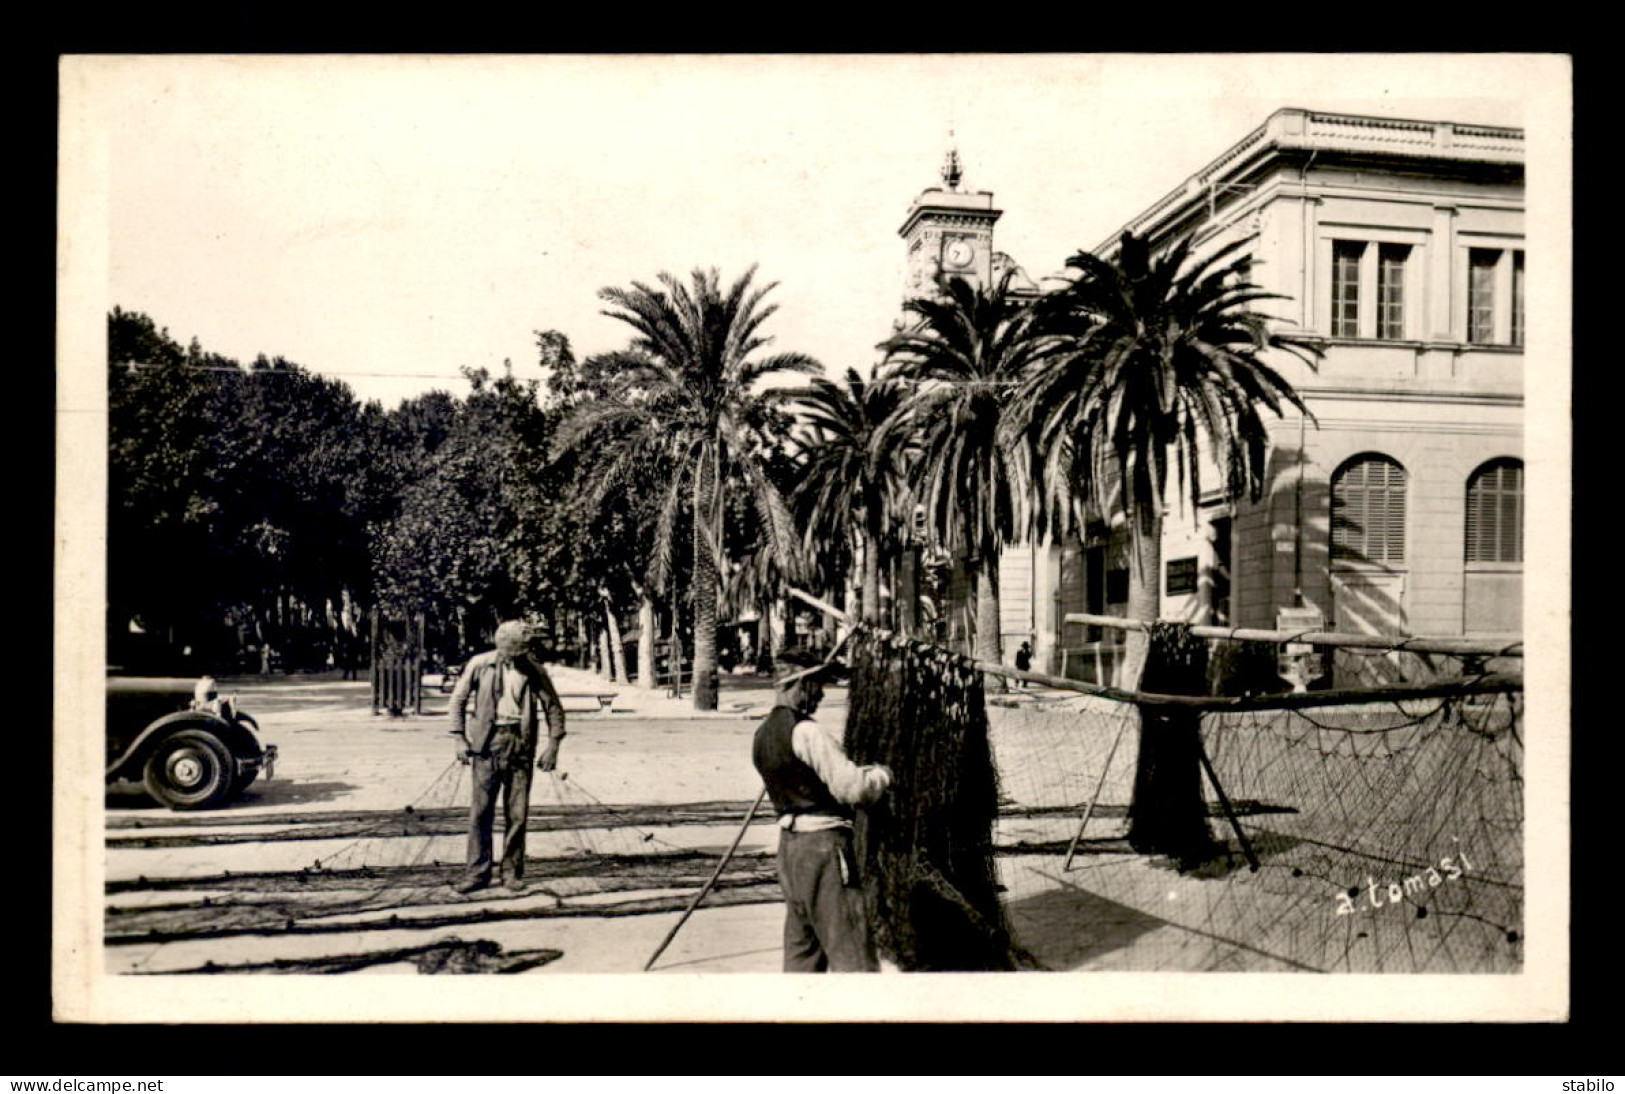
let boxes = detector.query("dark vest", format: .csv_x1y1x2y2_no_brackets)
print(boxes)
752,706,850,819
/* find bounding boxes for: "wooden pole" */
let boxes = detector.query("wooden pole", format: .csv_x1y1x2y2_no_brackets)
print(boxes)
1195,734,1260,872
1063,612,1523,659
784,586,1516,877
786,587,1520,712
788,587,851,627
643,622,862,969
415,613,426,715
370,608,381,716
643,786,769,972
1062,715,1130,872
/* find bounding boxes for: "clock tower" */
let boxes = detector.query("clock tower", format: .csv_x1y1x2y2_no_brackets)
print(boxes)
899,146,1002,300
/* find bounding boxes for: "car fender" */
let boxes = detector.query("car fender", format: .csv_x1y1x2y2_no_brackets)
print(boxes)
107,711,262,781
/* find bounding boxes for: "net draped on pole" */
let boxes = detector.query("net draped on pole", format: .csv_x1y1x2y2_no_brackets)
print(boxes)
844,627,1018,971
1125,621,1221,867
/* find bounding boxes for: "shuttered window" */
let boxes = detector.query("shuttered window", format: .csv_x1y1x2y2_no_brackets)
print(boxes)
1378,244,1409,340
1465,459,1523,564
1332,241,1362,338
1468,249,1498,344
1332,455,1407,565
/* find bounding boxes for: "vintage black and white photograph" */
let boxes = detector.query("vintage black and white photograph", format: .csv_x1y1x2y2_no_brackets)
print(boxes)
54,53,1570,1022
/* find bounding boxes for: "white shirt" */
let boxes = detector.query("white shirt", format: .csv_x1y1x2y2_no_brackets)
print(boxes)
779,715,891,831
494,659,528,722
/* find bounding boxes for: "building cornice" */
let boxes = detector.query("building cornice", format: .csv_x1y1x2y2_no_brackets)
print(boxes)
1099,108,1524,254
1298,385,1525,407
899,188,1002,239
1306,417,1524,437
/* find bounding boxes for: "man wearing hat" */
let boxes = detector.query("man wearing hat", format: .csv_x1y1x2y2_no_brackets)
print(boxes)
448,620,567,894
752,647,893,972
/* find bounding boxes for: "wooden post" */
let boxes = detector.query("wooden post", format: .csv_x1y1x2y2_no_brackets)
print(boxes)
414,613,426,715
370,608,381,716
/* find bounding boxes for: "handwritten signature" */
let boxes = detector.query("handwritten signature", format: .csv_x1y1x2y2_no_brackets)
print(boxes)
1334,839,1474,917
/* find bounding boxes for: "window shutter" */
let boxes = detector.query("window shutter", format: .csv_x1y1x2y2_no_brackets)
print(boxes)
1465,459,1523,564
1499,490,1520,562
1333,455,1407,565
1465,481,1483,561
1387,464,1407,562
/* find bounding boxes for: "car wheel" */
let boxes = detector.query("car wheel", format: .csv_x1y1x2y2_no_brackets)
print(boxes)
143,729,234,810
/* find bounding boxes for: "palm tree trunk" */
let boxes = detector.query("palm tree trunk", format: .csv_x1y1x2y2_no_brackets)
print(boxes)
861,534,882,626
974,557,1005,691
1120,501,1162,690
604,599,628,684
764,599,783,667
691,461,720,711
636,595,657,691
897,544,919,639
668,581,684,695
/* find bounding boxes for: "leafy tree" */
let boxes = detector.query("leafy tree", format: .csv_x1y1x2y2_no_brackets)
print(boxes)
211,355,373,666
108,310,381,673
374,363,555,659
877,273,1055,671
558,267,818,709
107,309,219,665
1015,232,1320,687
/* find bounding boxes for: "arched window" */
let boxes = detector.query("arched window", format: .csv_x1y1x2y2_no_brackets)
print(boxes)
1331,454,1407,565
1465,459,1524,563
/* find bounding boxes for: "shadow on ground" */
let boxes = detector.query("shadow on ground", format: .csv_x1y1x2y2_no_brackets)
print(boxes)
1004,882,1169,971
236,779,362,807
107,778,362,812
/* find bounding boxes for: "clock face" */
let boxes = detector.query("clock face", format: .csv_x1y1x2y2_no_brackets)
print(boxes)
944,238,975,269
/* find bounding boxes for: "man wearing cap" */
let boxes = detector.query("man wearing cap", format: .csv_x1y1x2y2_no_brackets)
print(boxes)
752,649,893,972
448,620,567,894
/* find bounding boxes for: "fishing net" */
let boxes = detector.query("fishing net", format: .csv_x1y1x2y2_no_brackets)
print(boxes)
989,678,1523,973
1124,622,1219,867
106,763,781,974
844,627,1017,971
106,627,1523,978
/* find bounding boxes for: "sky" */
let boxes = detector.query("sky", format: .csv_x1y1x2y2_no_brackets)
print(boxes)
77,53,1562,409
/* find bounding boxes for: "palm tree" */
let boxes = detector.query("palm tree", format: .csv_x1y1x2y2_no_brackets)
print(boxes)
1015,231,1321,688
878,273,1056,670
557,267,818,710
787,367,911,626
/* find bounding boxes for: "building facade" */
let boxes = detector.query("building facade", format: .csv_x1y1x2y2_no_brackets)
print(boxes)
900,109,1525,683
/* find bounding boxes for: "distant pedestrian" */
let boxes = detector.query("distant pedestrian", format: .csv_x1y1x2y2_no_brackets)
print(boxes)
340,633,361,681
448,621,567,894
1015,641,1033,687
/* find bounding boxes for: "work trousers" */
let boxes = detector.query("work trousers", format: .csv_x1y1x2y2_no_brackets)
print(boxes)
777,827,878,972
464,725,534,885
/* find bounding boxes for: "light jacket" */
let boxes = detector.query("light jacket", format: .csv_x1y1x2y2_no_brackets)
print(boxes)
449,649,567,754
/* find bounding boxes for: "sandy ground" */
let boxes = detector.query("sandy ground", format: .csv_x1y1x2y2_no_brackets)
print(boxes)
106,667,793,974
103,666,1523,977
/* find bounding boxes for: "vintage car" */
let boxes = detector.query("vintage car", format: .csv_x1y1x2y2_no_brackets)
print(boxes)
106,675,277,809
